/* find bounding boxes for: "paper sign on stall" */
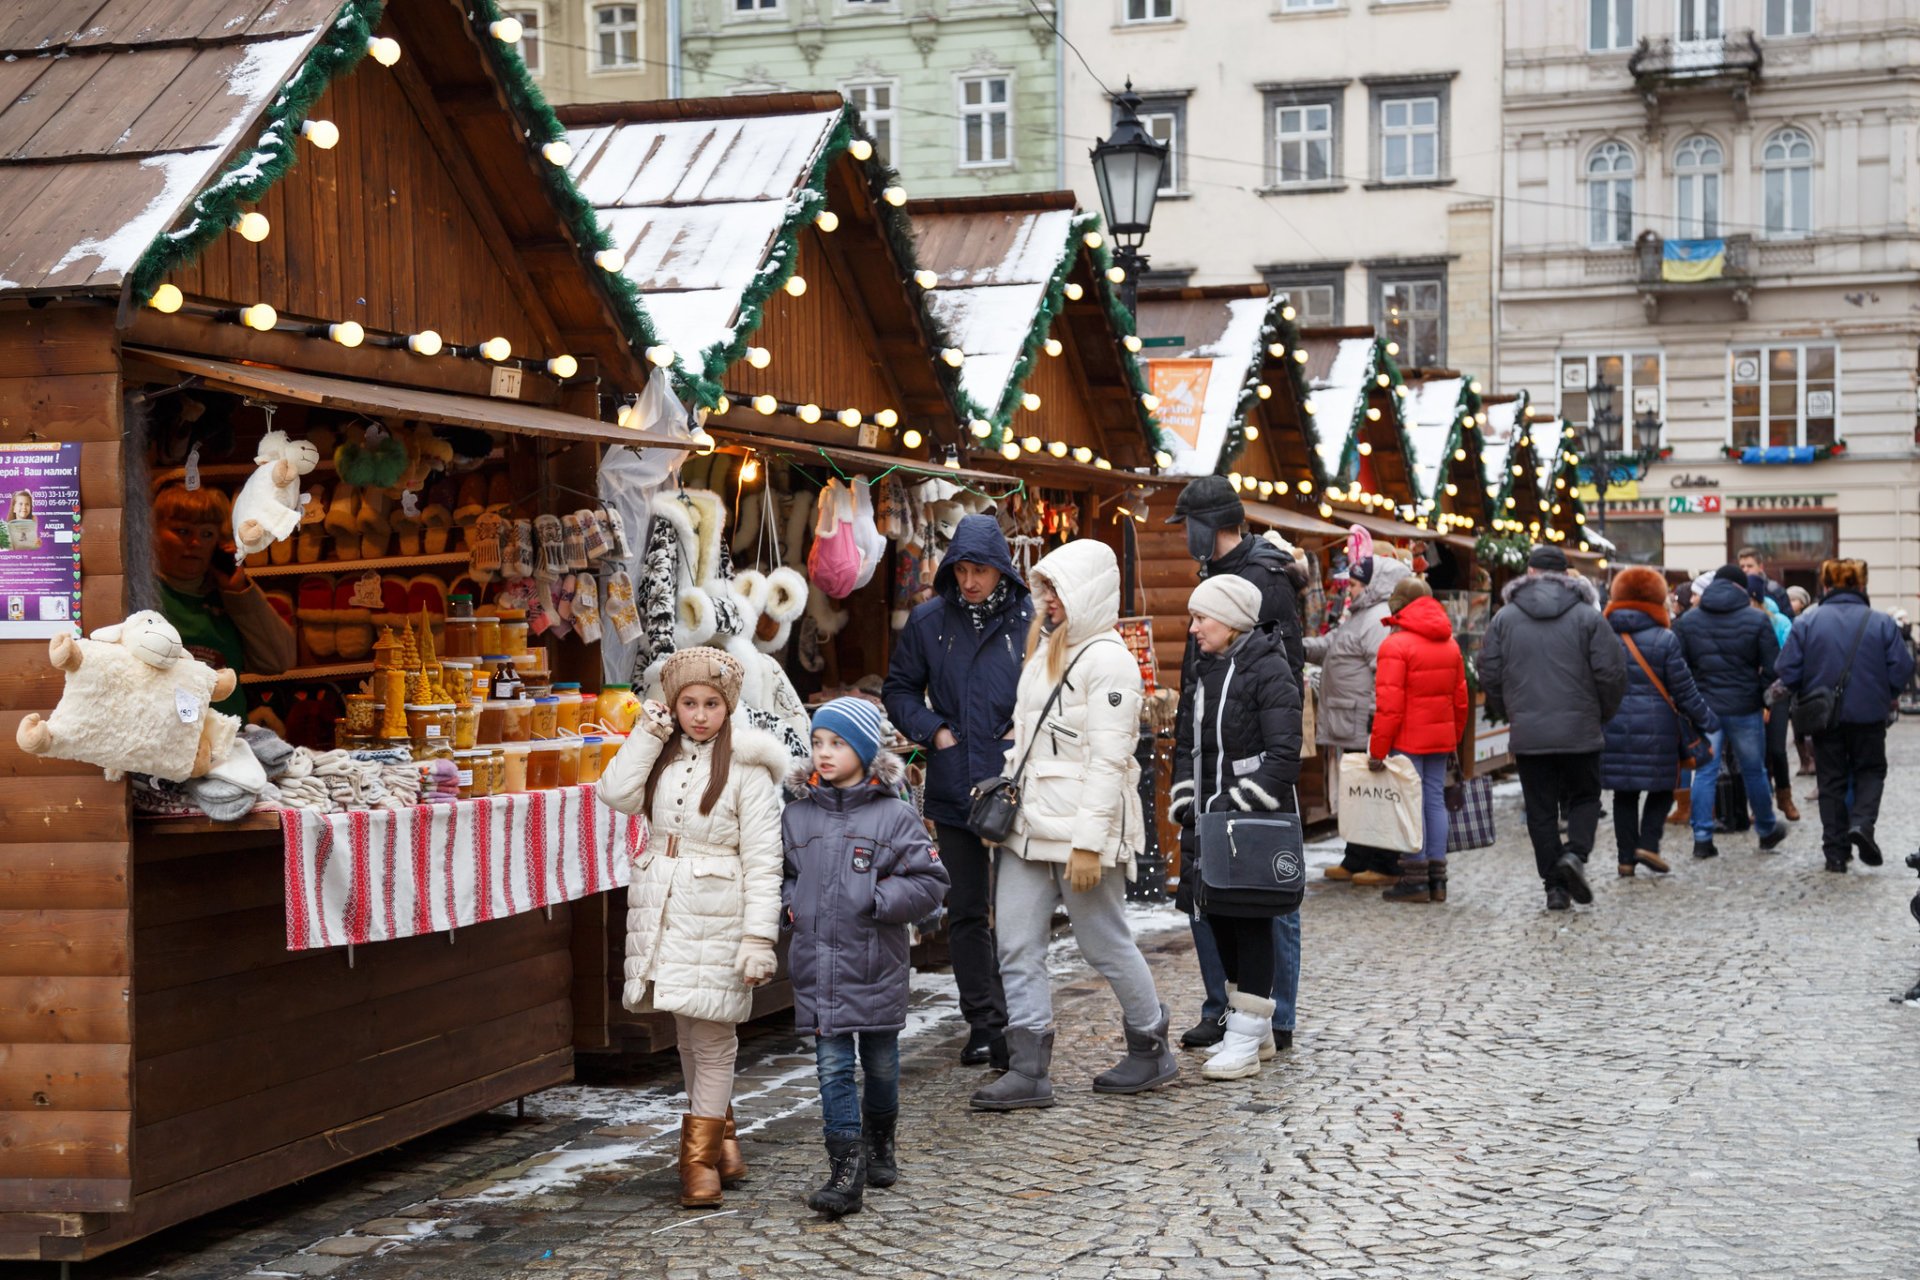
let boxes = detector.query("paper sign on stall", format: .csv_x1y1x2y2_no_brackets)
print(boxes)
0,442,82,638
1147,360,1212,451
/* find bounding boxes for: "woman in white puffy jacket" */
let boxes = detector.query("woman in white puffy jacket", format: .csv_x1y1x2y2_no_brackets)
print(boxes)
970,539,1177,1112
598,646,787,1210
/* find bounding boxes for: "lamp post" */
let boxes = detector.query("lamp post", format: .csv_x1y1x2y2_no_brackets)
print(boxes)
1576,373,1662,535
1089,81,1168,316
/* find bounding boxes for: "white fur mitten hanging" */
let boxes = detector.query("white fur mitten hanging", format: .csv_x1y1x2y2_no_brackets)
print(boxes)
233,431,321,556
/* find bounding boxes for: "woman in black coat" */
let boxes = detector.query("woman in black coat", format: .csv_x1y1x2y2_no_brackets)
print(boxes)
1169,576,1302,1082
1600,567,1719,878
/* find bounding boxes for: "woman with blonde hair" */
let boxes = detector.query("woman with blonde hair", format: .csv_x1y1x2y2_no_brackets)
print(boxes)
970,539,1176,1111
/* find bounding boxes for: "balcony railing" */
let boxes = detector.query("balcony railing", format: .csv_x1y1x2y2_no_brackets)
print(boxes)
1629,31,1763,92
1635,233,1753,320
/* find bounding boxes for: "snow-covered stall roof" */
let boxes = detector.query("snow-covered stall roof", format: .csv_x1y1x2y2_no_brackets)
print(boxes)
0,1,341,296
1135,293,1276,477
1480,395,1527,495
1402,376,1467,501
565,106,843,368
1300,335,1375,482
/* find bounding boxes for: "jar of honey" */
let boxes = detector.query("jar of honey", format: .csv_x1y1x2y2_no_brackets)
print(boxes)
553,684,584,734
501,743,531,793
500,617,530,656
452,750,479,799
498,697,533,743
530,696,559,739
596,685,641,734
468,749,496,799
442,616,479,660
484,747,506,796
344,693,377,738
598,733,627,778
527,739,563,790
407,704,455,754
552,737,582,788
577,735,606,784
453,702,480,750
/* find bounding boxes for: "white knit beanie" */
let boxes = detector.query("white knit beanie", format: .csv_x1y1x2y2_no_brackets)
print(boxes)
1189,575,1263,634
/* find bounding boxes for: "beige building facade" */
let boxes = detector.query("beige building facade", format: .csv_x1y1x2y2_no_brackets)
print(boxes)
500,0,670,105
1498,0,1920,605
1060,0,1503,377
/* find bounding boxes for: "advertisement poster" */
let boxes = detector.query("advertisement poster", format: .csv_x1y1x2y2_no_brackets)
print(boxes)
0,442,82,638
1146,359,1212,451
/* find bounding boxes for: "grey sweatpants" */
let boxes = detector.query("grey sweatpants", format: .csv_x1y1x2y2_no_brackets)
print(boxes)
995,854,1162,1034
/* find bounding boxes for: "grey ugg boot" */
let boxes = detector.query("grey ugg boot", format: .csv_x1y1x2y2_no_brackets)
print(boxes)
1091,1003,1179,1095
969,1028,1056,1111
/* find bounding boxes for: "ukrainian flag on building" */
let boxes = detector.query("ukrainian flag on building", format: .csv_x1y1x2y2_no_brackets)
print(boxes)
1662,238,1726,283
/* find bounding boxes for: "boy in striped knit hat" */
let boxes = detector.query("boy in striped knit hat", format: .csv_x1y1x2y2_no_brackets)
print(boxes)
781,697,948,1218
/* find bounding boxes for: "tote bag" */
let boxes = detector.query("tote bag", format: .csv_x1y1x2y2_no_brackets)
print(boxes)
1336,751,1423,854
1445,774,1496,851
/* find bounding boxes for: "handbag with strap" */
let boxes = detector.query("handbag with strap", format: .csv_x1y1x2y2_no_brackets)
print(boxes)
1622,633,1713,771
966,640,1110,844
1197,808,1306,912
1790,607,1875,737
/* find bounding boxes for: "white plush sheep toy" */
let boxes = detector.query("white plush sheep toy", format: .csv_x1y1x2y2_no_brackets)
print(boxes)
233,430,321,556
15,611,241,782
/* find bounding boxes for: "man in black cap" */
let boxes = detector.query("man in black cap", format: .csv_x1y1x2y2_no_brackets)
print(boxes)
1478,544,1627,911
1166,474,1307,1050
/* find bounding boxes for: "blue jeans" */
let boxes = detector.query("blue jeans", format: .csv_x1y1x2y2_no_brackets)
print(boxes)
1691,711,1778,842
1396,751,1451,867
1192,911,1299,1032
813,1031,900,1140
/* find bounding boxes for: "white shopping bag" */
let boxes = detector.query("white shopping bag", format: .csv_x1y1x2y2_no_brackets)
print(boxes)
1335,752,1424,854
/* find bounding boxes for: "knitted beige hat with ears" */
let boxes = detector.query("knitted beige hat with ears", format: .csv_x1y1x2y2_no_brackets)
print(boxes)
658,646,745,713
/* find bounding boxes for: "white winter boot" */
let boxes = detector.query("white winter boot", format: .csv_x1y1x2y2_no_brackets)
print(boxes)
1201,992,1278,1081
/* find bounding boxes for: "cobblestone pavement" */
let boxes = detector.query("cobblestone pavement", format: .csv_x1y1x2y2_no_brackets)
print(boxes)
60,729,1920,1280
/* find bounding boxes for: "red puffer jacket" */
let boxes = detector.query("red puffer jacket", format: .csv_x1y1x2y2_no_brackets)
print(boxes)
1368,595,1469,758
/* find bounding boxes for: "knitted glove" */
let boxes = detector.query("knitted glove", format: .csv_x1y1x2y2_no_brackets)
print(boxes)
1066,848,1102,894
735,936,777,986
641,699,676,741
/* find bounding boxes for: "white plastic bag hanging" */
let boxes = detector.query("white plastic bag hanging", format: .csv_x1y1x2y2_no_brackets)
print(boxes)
1335,752,1423,855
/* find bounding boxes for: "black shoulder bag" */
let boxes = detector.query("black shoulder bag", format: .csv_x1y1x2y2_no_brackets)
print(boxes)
967,642,1104,845
1790,608,1874,737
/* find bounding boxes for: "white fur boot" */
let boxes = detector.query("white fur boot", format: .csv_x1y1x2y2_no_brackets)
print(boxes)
1201,992,1277,1081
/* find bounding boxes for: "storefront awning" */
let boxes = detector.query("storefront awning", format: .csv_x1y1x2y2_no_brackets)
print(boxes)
1242,501,1351,541
127,350,687,449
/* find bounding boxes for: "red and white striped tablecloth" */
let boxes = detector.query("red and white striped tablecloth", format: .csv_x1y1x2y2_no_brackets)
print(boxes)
279,784,647,951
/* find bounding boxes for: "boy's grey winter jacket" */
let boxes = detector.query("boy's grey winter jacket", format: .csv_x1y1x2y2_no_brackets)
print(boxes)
1477,573,1627,755
780,750,950,1038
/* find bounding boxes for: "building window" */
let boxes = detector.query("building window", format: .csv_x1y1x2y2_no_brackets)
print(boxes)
1678,0,1724,41
1726,516,1837,590
1586,140,1636,247
1261,268,1345,326
507,7,541,74
1672,134,1722,239
1589,0,1633,50
1559,352,1663,452
1765,0,1814,35
1374,271,1445,367
593,5,639,68
843,81,898,166
1761,127,1814,238
1128,97,1186,194
1378,95,1440,182
1605,519,1666,567
958,75,1012,168
1124,0,1176,21
733,0,781,11
1730,345,1837,449
1280,0,1340,10
1270,99,1336,187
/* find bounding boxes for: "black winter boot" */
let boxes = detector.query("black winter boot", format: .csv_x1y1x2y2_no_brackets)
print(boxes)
960,1027,996,1066
1179,1012,1226,1049
1092,1003,1179,1095
1382,856,1431,903
806,1136,866,1217
862,1110,898,1188
1427,859,1448,904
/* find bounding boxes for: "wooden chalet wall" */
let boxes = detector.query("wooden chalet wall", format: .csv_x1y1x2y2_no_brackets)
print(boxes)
0,307,131,1231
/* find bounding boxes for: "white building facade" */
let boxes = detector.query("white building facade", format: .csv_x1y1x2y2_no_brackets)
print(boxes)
1499,0,1920,603
1060,0,1504,376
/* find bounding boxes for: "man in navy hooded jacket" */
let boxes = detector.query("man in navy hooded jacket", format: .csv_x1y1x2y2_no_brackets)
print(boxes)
883,514,1031,1069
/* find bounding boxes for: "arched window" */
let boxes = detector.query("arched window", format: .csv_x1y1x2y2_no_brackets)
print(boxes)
1587,141,1635,247
1673,135,1723,239
1762,127,1814,238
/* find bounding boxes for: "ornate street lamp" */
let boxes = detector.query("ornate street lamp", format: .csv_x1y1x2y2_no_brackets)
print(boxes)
1574,372,1660,534
1089,80,1168,316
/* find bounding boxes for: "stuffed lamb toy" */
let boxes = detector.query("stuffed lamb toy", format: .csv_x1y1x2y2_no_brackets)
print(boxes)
233,430,321,556
15,611,241,781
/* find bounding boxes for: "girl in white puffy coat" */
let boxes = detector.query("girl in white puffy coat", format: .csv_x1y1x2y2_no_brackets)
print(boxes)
970,539,1177,1113
598,646,787,1210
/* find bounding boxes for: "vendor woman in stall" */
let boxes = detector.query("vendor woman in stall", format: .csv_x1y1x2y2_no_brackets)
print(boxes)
151,483,297,715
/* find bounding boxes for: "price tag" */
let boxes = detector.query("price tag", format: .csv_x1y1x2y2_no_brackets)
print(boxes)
184,445,201,492
349,571,385,609
174,688,201,724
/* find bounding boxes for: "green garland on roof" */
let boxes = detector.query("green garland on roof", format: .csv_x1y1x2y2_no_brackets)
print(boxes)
1487,387,1532,514
1213,294,1314,479
1330,340,1424,505
973,214,1084,445
1086,229,1169,457
1473,530,1531,573
128,0,386,301
1432,376,1489,525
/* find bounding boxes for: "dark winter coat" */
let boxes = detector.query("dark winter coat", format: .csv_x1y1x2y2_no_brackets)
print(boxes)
1368,595,1469,759
1672,579,1779,717
780,751,950,1038
1477,573,1627,755
1599,606,1720,791
1193,534,1307,683
1776,590,1916,726
881,515,1033,827
1170,627,1302,918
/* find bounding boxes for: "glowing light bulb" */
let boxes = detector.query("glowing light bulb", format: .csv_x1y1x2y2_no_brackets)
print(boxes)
1000,441,1021,461
1063,282,1084,301
1072,446,1093,464
875,409,898,428
1470,380,1484,394
969,419,992,439
783,275,807,297
1022,392,1042,412
1083,231,1104,249
740,456,760,484
1274,481,1289,496
1454,448,1467,462
849,138,874,162
690,428,716,457
239,303,277,331
368,36,401,65
1294,349,1309,364
233,211,269,242
1140,392,1159,411
1226,472,1244,490
1094,457,1112,470
815,210,840,233
901,429,923,449
1318,503,1333,518
914,269,938,289
1022,436,1041,453
489,17,523,42
942,348,965,368
1153,450,1173,468
147,283,183,313
1044,338,1063,358
838,408,862,428
796,403,822,424
1281,305,1297,321
616,404,636,428
1269,343,1285,358
1299,479,1313,494
301,119,339,149
1366,407,1382,421
479,336,512,362
1047,440,1068,458
745,346,771,369
1357,441,1374,456
1123,335,1143,353
545,354,578,378
1245,425,1260,441
942,447,961,470
714,396,731,415
1506,497,1517,508
407,329,442,356
542,140,573,166
882,186,907,207
327,320,364,347
1512,464,1524,477
753,394,778,415
595,248,626,272
1445,483,1459,496
646,344,675,367
1106,266,1126,284
1259,482,1274,498
1574,512,1587,525
1385,341,1400,356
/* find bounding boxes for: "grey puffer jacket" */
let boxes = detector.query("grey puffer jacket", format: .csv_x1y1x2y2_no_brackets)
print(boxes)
780,750,950,1038
1300,557,1412,750
1478,572,1628,755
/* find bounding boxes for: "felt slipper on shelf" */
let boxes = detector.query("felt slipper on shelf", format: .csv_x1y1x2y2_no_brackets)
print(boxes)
324,484,359,543
296,485,327,563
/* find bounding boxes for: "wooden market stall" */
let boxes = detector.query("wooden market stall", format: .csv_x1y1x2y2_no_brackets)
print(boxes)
0,0,676,1260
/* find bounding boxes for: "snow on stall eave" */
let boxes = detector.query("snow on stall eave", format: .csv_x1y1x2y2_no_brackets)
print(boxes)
1308,338,1373,477
925,281,1050,412
47,149,228,287
1152,296,1271,476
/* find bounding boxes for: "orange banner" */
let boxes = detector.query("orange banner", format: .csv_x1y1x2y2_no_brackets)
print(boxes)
1148,359,1212,450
